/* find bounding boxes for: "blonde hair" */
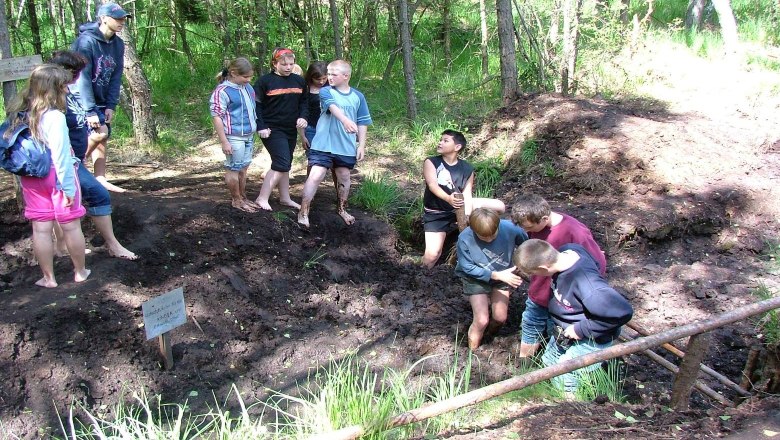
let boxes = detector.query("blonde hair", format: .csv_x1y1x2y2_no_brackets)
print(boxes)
469,208,500,238
215,57,253,84
328,59,352,76
513,239,559,274
5,64,71,142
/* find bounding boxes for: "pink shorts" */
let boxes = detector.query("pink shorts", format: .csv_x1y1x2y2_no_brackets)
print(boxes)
20,163,86,224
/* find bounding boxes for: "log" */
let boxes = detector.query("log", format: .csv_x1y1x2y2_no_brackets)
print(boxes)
670,332,712,410
740,345,762,391
453,192,467,231
625,322,750,397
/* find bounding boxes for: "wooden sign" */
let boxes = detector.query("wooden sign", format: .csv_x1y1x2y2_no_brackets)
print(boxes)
142,287,187,340
0,55,43,82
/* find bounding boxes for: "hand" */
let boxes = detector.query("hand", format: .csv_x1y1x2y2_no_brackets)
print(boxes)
340,119,358,133
492,266,523,288
563,325,581,340
296,118,308,129
449,193,464,208
104,109,114,124
64,193,74,208
258,129,271,139
301,137,310,150
222,141,233,155
87,115,100,129
356,145,365,161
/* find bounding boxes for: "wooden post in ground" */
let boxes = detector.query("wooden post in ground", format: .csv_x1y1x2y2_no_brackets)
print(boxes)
670,332,711,410
158,332,174,370
453,192,467,231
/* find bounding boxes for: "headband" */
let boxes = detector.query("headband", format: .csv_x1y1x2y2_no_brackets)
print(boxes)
273,48,294,60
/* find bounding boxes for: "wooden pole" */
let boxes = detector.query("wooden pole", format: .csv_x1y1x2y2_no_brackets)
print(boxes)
739,345,762,391
625,322,750,397
307,296,780,440
158,332,174,370
670,332,713,410
453,192,467,231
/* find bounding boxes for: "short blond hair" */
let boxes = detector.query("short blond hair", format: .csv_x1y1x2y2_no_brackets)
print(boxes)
513,239,559,273
469,208,500,237
329,59,352,76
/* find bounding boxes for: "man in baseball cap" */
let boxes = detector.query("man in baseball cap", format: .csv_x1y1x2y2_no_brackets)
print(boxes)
97,2,132,19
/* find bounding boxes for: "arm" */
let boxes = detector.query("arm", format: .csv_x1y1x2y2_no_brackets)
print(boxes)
254,78,269,133
212,116,232,154
327,103,357,133
72,38,99,123
43,111,78,200
356,125,368,161
456,235,492,282
423,159,462,208
462,172,475,215
297,79,309,129
298,127,310,150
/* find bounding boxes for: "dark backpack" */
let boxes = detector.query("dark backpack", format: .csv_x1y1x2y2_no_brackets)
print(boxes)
0,113,52,177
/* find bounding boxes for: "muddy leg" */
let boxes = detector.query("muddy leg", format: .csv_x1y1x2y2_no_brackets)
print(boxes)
467,294,490,350
334,167,355,225
298,166,328,227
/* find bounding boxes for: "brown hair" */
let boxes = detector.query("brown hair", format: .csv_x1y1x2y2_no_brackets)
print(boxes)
215,57,254,84
304,61,328,86
271,48,295,71
4,64,71,142
513,239,559,274
50,50,88,80
469,208,500,238
511,194,551,225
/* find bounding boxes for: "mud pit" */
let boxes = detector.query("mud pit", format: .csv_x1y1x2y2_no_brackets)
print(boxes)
2,79,780,437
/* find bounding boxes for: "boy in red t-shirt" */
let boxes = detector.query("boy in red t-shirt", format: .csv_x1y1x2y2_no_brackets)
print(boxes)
511,194,606,363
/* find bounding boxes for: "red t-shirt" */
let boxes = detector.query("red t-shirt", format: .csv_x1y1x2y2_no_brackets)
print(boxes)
528,213,606,307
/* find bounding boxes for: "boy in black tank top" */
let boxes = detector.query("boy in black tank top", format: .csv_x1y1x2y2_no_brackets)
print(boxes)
422,129,506,268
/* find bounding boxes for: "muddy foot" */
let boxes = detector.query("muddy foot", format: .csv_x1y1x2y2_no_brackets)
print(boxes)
244,199,262,210
338,210,355,225
35,277,58,288
280,199,301,210
297,212,310,228
108,246,139,261
75,269,91,283
96,176,126,193
232,200,258,213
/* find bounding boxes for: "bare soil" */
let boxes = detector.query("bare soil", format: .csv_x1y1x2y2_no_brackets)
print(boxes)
2,57,780,438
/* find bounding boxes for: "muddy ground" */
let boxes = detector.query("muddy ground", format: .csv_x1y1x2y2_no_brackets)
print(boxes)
2,58,780,438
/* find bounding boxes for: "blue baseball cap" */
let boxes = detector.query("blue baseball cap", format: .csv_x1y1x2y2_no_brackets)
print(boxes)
97,2,131,19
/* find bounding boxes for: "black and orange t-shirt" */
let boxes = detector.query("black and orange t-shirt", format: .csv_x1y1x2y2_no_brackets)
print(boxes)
254,72,309,130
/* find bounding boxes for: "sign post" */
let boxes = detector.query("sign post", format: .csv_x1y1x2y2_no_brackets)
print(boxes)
141,287,187,370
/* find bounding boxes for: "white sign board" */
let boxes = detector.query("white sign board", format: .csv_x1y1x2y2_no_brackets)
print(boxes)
0,55,43,82
142,287,187,340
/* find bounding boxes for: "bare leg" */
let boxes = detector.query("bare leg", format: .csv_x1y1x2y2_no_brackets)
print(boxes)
238,168,260,209
32,220,57,288
91,215,137,260
298,166,328,228
467,294,491,350
519,341,541,358
52,223,68,257
422,231,447,269
278,171,301,209
59,219,91,282
485,287,511,337
226,169,256,212
256,169,281,211
89,126,125,193
334,167,355,225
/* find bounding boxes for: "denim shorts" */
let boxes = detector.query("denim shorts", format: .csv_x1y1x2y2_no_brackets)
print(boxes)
308,149,356,170
542,335,615,393
521,297,554,344
460,276,509,296
224,136,254,171
77,161,112,216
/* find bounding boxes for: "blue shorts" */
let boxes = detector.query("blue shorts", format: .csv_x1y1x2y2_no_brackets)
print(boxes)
308,150,356,170
261,128,296,172
460,276,509,296
224,136,254,171
521,297,554,344
88,107,112,138
77,161,112,216
303,126,317,158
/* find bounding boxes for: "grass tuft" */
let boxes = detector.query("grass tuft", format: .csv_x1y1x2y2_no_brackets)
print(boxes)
352,173,402,219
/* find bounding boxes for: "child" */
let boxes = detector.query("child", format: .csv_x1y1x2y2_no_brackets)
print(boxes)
298,61,328,155
4,64,91,287
455,208,527,350
50,50,137,260
511,194,606,362
210,57,259,213
297,59,372,228
422,129,505,268
71,2,131,193
513,239,632,395
254,47,308,211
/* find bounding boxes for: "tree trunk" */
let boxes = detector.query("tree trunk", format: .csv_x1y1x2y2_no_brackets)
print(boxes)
560,0,582,96
0,0,24,215
119,27,158,147
496,0,519,103
398,0,417,121
442,0,451,68
254,0,269,74
479,0,489,79
361,0,377,48
342,0,351,58
329,0,343,59
711,0,738,54
167,0,195,73
670,333,711,410
685,0,706,32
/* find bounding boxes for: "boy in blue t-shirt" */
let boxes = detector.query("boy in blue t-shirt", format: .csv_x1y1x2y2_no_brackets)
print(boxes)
298,60,372,228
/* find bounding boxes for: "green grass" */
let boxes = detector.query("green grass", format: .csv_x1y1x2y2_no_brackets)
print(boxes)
753,283,779,346
352,173,402,219
303,244,327,269
574,360,627,402
472,158,503,198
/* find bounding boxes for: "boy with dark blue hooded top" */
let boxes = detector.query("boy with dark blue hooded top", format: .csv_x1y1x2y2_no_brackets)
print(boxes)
71,2,130,193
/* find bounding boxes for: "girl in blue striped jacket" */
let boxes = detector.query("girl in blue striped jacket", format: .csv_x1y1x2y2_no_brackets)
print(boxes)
209,57,260,212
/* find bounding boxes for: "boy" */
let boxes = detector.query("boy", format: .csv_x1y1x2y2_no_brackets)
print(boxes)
422,130,505,268
298,60,372,228
71,2,130,193
513,239,633,395
455,208,527,350
511,194,606,363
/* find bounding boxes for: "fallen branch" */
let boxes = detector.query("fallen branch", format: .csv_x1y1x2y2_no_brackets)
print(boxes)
108,162,161,168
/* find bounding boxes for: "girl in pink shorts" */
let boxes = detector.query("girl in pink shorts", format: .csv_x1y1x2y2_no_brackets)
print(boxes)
4,64,90,288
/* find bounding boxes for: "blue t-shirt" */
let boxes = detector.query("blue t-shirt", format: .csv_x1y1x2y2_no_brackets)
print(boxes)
455,220,528,282
311,86,372,157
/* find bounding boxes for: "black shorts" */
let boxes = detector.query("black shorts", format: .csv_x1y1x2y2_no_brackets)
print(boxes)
261,128,296,172
423,210,458,233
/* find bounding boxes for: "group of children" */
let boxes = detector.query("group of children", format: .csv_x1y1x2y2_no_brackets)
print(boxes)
422,129,633,394
209,50,371,229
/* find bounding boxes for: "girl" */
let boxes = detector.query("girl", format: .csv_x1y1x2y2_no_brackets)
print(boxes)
254,48,309,211
3,64,90,287
50,50,137,260
210,57,259,212
298,61,328,155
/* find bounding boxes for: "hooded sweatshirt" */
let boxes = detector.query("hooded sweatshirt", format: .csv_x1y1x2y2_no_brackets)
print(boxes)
71,22,125,116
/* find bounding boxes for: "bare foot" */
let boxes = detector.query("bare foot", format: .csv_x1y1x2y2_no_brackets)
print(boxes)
338,209,356,225
96,176,127,193
244,198,261,210
35,277,58,288
55,247,91,257
74,269,91,283
108,246,139,260
254,198,273,211
280,199,301,209
231,200,258,213
297,211,310,228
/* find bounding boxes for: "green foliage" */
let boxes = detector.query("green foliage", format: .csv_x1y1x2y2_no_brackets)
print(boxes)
303,244,327,269
393,197,424,244
574,360,626,402
352,173,402,219
472,159,503,198
520,138,539,167
753,283,779,346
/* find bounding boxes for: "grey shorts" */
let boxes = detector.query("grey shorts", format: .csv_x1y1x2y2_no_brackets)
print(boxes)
460,277,509,296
